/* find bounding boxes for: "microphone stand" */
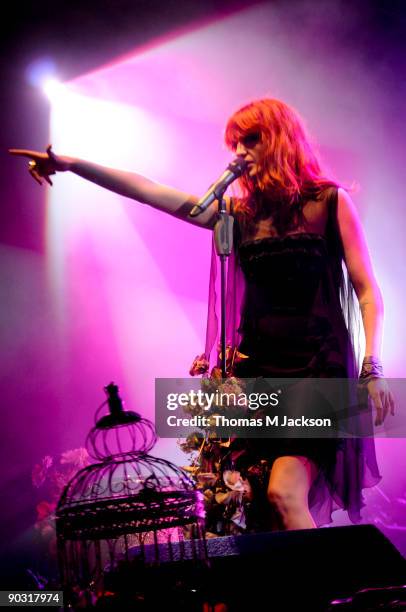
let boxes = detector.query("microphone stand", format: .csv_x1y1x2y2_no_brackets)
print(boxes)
213,197,234,379
190,158,246,378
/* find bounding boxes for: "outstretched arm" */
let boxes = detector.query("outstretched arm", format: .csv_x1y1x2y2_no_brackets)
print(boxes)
9,146,220,229
337,187,394,424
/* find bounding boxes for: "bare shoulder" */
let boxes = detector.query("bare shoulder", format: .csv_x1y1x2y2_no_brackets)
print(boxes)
336,187,364,235
335,187,379,294
337,187,358,212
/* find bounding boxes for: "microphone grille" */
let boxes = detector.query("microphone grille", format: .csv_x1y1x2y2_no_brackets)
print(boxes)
228,157,248,176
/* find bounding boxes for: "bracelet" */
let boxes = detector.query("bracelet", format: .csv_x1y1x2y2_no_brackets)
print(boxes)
362,356,382,365
359,356,384,383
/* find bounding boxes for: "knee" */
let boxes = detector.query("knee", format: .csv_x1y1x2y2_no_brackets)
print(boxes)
267,485,302,516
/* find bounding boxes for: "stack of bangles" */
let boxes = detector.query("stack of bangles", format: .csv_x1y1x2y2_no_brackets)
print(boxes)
359,356,384,384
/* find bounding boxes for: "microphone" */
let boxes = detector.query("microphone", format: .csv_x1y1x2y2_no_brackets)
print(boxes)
189,157,248,217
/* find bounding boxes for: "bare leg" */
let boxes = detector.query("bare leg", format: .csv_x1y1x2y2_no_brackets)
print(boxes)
267,455,318,530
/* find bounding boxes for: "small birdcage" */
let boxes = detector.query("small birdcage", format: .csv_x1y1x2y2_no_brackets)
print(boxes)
56,383,207,609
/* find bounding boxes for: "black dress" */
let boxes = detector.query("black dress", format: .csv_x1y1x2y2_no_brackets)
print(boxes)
232,233,344,464
198,187,381,532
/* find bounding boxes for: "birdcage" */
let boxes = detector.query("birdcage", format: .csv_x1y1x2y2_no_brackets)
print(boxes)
56,383,207,608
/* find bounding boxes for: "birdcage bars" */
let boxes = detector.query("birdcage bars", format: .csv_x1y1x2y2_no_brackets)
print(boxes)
56,383,208,608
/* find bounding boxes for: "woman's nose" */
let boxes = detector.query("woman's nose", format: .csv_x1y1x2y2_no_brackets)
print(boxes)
235,141,247,156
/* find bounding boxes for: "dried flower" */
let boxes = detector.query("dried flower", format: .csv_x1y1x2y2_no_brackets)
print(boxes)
31,447,91,556
60,447,90,469
31,456,53,488
217,345,249,376
215,489,241,505
189,354,210,376
177,432,204,453
36,500,56,522
196,472,218,487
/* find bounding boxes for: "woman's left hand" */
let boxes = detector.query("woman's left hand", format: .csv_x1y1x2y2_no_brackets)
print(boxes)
366,378,395,426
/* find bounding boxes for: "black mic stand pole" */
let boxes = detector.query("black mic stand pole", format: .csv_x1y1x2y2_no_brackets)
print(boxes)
213,196,234,379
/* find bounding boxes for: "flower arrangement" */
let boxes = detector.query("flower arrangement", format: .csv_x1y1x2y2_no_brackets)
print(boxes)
31,448,91,554
179,346,261,536
187,346,249,425
189,345,248,378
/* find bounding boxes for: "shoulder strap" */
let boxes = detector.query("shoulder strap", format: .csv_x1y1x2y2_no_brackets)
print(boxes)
327,186,338,223
325,187,340,247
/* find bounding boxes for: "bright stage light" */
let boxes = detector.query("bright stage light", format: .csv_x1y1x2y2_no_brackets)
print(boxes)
25,58,67,102
43,79,66,101
25,57,57,89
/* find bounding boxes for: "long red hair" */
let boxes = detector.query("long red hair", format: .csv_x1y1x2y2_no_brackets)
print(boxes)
224,98,337,216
